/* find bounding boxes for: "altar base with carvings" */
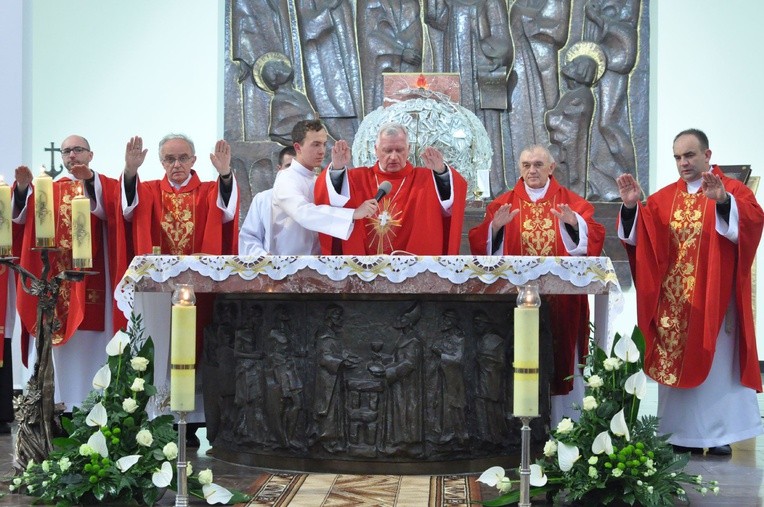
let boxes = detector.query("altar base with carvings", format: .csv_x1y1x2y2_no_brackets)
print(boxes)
116,255,623,474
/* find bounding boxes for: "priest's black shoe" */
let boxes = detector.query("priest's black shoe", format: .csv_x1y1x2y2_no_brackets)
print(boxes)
672,445,703,455
707,444,732,456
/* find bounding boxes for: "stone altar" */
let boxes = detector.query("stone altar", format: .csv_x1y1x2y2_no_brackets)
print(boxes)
116,255,623,473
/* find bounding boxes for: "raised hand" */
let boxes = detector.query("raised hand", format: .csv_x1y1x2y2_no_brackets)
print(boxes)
124,136,148,178
15,165,33,192
331,140,351,169
616,174,642,208
421,146,445,173
69,164,94,181
700,172,727,202
491,203,519,233
210,139,232,176
550,203,578,227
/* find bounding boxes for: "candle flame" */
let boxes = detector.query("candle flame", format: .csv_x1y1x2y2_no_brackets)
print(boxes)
416,73,429,90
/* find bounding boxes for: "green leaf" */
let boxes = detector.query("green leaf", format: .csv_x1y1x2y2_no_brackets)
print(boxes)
52,437,81,450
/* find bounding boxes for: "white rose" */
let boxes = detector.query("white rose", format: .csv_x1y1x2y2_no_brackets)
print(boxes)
587,375,604,388
136,429,154,447
41,460,50,472
130,377,146,392
130,357,150,372
588,456,598,465
582,396,598,411
556,418,574,434
612,468,623,478
498,476,512,493
122,398,139,414
543,440,557,457
198,469,214,486
603,357,622,371
163,442,179,460
187,462,193,476
59,457,71,472
79,444,95,456
588,466,598,478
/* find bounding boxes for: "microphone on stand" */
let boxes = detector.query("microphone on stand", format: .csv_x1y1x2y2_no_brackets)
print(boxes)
374,181,393,202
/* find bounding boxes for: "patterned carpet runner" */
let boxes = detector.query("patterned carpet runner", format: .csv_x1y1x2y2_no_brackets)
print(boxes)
242,473,482,506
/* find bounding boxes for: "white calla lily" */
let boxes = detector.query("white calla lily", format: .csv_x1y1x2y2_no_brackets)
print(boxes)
92,364,111,390
557,442,580,472
477,466,506,487
203,483,234,504
152,461,173,488
530,464,548,486
106,330,131,356
116,455,141,472
85,402,107,427
625,370,648,399
614,334,640,363
87,430,109,458
610,409,631,441
592,431,614,455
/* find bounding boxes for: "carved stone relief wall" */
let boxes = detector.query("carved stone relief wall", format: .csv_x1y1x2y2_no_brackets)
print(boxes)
203,296,556,466
226,0,649,219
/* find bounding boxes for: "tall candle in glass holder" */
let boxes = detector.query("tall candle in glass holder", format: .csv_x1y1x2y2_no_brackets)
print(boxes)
513,284,540,417
170,285,196,412
33,169,55,247
71,190,92,268
0,176,11,256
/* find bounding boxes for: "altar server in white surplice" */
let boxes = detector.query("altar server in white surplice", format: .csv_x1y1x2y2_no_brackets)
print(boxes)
239,146,294,255
270,120,377,255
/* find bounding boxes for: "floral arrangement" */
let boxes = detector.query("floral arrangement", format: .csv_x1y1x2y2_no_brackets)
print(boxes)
9,315,249,506
478,327,719,506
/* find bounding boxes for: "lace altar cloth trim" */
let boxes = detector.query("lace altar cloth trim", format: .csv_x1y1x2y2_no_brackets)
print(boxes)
117,254,622,322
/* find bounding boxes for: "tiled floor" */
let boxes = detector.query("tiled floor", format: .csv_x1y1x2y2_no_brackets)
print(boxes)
0,380,762,505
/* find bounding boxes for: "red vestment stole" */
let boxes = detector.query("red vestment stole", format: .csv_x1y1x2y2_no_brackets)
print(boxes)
17,178,108,347
314,162,467,255
624,167,763,390
468,177,605,394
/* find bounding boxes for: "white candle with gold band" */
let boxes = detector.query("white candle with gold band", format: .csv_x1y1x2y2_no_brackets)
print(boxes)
513,284,541,417
33,169,55,247
170,285,196,411
0,177,11,256
71,192,92,268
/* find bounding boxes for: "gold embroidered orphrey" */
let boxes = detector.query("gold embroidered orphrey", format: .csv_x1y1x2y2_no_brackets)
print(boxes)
520,199,557,256
649,191,708,385
49,181,79,344
161,191,195,255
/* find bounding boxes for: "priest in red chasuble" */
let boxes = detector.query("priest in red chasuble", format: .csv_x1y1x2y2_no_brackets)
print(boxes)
11,135,128,412
121,134,238,256
617,128,764,456
314,122,467,255
469,144,605,425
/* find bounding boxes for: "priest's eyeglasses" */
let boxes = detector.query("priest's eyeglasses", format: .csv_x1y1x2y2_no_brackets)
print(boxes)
161,155,193,166
61,146,90,155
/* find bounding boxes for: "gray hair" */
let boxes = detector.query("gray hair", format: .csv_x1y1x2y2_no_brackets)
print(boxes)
158,133,196,156
376,122,409,145
518,144,555,167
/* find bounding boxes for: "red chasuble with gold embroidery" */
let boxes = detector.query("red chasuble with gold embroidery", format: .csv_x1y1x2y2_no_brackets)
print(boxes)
622,166,763,391
131,171,238,256
468,176,605,394
314,162,467,255
16,178,109,348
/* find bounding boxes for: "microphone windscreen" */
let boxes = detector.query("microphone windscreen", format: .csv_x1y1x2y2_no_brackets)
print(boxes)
374,180,393,201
